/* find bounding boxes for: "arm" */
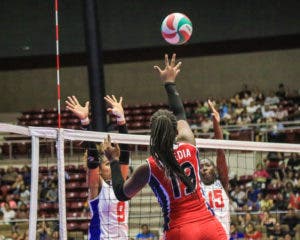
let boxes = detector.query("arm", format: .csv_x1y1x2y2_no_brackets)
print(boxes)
104,135,149,201
154,54,195,145
65,96,101,199
104,95,129,180
208,100,229,192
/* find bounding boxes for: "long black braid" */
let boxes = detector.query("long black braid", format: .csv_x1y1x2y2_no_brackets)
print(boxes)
150,109,193,190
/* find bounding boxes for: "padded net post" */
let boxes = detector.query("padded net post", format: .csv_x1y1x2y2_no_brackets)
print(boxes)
57,129,68,240
28,135,40,240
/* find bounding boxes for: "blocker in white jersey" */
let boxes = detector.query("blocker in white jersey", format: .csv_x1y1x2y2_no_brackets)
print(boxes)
199,100,230,237
201,179,230,237
89,180,129,240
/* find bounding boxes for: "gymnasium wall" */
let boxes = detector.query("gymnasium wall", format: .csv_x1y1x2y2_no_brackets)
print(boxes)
0,48,299,113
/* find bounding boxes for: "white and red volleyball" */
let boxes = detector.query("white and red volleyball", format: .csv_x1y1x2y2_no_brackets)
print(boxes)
161,13,193,45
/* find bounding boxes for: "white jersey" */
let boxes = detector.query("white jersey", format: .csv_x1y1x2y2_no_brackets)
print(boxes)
201,180,230,238
88,181,129,240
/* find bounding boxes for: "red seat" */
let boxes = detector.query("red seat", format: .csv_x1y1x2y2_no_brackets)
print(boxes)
39,202,54,210
67,222,79,231
66,192,79,199
39,166,49,173
79,192,88,199
66,182,80,190
79,221,89,231
70,201,85,210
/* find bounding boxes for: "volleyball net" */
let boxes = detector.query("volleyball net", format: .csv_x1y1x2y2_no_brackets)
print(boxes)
0,123,299,240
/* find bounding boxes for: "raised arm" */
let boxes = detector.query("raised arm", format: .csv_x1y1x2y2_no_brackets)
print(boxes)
208,100,229,192
104,95,130,180
104,135,149,201
65,95,100,199
154,54,195,145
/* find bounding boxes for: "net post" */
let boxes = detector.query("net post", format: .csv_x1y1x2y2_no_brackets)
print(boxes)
57,128,68,240
28,136,40,240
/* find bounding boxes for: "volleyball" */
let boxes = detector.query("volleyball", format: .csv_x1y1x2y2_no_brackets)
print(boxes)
161,13,193,45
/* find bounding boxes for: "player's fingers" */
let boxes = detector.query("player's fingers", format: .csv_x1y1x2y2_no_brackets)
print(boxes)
119,97,123,105
154,66,162,73
107,108,112,112
112,95,117,102
164,54,169,67
65,101,74,109
104,96,113,105
85,101,89,109
72,95,80,105
170,53,176,67
176,69,180,75
67,96,76,106
174,61,182,70
66,105,73,112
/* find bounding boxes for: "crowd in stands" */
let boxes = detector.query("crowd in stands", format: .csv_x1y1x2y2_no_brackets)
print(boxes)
14,84,300,133
229,151,300,239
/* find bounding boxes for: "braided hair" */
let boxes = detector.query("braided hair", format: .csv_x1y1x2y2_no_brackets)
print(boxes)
150,109,193,190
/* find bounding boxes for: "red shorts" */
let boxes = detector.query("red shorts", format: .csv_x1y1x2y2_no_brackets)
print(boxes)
164,217,227,240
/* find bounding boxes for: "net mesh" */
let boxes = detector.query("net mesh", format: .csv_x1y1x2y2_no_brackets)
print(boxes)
0,123,299,240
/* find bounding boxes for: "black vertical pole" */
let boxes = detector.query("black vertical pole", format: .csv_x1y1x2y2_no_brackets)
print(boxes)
82,0,107,131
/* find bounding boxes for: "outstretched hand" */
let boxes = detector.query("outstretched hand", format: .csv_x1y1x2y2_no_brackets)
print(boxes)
103,135,120,162
104,95,125,121
65,96,89,120
208,99,220,123
154,53,182,83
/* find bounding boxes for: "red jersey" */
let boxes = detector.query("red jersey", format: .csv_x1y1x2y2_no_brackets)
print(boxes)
147,142,215,231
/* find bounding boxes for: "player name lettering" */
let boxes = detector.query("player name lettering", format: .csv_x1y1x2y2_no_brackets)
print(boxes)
175,149,191,160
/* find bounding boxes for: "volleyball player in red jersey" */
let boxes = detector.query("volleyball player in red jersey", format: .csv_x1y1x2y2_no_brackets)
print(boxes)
105,54,227,240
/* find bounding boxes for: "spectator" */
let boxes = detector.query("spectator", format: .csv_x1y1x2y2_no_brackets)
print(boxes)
37,220,52,240
253,163,270,189
246,101,260,114
244,222,262,239
21,165,31,186
261,105,276,119
1,195,17,210
245,183,260,211
2,167,18,184
16,203,28,219
44,182,58,203
51,230,59,240
287,153,300,171
260,193,274,211
238,212,255,229
276,83,287,100
281,208,299,232
19,184,30,206
289,191,300,210
231,185,247,207
1,202,16,224
239,84,252,99
268,222,288,239
265,92,280,106
275,105,288,120
241,93,254,107
135,224,155,240
260,211,276,235
11,174,24,194
200,115,213,133
230,223,244,240
272,193,288,210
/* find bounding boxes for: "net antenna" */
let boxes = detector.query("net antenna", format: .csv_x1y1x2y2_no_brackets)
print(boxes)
54,0,68,239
